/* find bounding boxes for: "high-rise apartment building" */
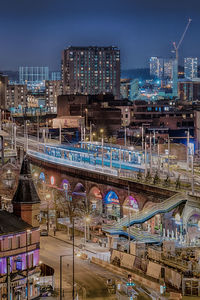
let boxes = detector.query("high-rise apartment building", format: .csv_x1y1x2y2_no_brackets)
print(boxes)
163,59,174,80
6,84,27,109
62,46,120,98
150,57,175,80
150,57,163,78
19,66,49,85
184,57,198,79
45,80,63,112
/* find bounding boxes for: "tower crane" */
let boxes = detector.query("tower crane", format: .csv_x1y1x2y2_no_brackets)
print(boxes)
172,18,192,61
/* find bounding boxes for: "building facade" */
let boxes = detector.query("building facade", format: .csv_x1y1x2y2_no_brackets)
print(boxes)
45,80,63,113
0,157,41,300
19,67,49,87
178,79,200,102
6,84,27,109
62,46,120,98
184,57,198,79
149,57,163,78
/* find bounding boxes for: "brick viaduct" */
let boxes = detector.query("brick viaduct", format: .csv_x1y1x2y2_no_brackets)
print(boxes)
29,155,176,213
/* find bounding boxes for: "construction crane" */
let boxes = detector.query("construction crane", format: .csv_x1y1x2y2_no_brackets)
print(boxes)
172,18,192,61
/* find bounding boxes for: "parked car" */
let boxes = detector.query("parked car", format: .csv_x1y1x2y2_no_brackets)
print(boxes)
40,229,48,236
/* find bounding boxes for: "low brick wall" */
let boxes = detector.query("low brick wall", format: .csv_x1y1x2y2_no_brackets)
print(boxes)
91,257,160,292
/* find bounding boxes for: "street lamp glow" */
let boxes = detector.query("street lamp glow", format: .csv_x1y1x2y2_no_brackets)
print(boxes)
85,216,91,222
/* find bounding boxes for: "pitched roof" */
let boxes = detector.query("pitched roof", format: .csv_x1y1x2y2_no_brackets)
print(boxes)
12,156,40,204
0,210,31,235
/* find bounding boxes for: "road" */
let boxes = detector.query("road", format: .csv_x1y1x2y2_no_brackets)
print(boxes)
40,236,118,299
40,236,151,300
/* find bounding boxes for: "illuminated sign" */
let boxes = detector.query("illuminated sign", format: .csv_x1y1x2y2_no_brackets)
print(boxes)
39,172,45,182
50,176,55,185
104,191,119,205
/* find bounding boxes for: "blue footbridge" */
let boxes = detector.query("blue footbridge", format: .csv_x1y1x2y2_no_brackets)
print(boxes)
103,193,188,243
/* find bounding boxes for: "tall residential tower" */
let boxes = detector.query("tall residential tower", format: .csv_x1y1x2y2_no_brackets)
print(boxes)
184,57,198,79
62,46,120,98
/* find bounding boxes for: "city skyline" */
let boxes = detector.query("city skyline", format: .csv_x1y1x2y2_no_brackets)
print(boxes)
0,0,200,70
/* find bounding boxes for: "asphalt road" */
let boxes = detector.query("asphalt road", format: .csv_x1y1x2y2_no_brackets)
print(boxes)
40,236,152,300
40,236,118,299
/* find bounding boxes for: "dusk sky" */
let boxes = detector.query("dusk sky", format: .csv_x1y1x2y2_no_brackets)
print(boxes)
0,0,199,71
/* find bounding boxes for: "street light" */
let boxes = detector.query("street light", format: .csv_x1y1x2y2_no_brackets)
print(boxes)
46,194,51,232
84,216,91,244
59,220,76,300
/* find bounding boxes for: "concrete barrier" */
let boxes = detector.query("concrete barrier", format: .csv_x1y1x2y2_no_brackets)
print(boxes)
91,257,160,292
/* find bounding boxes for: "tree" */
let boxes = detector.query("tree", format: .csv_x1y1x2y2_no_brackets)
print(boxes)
145,170,151,182
164,175,171,187
137,170,142,181
175,176,181,189
153,171,160,185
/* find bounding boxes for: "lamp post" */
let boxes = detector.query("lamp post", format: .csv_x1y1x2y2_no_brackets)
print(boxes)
100,129,104,168
59,219,75,300
124,126,127,147
84,216,91,244
46,194,51,233
168,135,170,175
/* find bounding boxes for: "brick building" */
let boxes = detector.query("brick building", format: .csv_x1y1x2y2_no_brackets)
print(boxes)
62,46,120,98
57,94,122,135
0,157,40,299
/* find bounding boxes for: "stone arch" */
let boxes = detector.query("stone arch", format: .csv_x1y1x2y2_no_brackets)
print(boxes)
182,207,200,228
122,195,139,217
73,182,86,197
182,207,200,243
103,189,120,219
88,185,103,213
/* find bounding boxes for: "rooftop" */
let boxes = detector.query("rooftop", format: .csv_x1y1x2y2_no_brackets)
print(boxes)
0,210,31,235
12,156,40,204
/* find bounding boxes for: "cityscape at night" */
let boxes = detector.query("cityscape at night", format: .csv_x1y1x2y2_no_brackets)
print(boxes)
1,0,200,299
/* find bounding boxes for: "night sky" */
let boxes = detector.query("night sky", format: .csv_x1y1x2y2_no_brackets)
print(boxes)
0,0,199,70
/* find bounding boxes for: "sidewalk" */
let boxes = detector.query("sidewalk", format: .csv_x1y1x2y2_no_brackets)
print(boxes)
49,229,110,260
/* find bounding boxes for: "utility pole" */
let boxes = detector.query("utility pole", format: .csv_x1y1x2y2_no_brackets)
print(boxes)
90,122,92,142
37,114,39,151
124,126,127,147
14,124,16,152
110,144,112,168
60,256,63,300
101,130,104,168
187,129,190,171
150,133,152,175
141,125,144,150
72,219,75,300
59,124,62,144
145,138,147,176
168,136,170,175
191,153,194,195
128,185,131,254
157,138,160,174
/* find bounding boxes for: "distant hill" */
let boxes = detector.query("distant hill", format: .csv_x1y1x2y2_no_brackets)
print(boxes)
0,70,18,81
121,68,152,80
